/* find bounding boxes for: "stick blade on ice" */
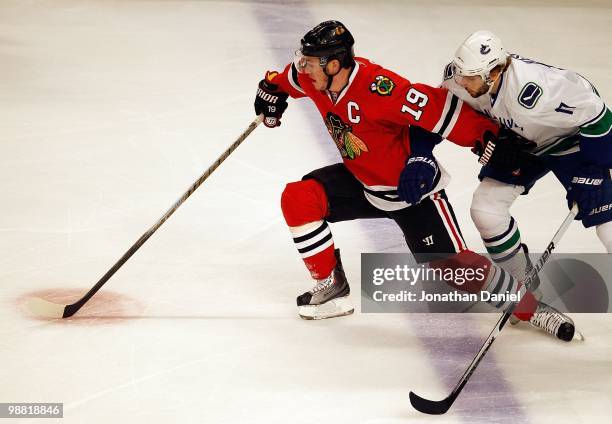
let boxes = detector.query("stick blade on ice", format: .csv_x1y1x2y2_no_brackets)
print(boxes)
26,297,67,319
409,391,454,415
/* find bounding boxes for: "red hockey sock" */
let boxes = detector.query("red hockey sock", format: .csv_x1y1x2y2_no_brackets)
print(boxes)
429,250,537,319
281,179,336,279
512,284,538,321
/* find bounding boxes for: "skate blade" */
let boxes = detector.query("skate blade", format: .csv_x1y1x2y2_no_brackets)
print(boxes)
573,330,586,342
298,296,354,320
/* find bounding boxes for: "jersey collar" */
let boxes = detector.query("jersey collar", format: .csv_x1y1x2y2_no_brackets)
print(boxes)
327,61,360,104
490,71,505,108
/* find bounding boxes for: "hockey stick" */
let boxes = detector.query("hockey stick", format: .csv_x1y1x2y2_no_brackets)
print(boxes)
409,204,579,415
27,115,264,319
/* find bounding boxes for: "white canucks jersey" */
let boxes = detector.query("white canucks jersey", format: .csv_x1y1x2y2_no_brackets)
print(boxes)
442,54,611,157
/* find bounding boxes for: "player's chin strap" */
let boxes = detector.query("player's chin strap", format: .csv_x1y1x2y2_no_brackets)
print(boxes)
324,63,354,91
324,66,339,90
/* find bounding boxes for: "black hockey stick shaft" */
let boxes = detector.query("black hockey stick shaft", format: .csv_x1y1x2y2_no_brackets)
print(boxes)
410,205,578,415
60,115,264,317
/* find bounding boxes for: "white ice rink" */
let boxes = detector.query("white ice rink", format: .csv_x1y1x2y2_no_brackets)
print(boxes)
1,1,611,423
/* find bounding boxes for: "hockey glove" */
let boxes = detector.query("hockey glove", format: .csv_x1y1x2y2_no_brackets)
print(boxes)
254,71,289,128
397,154,439,205
566,164,611,220
474,128,538,172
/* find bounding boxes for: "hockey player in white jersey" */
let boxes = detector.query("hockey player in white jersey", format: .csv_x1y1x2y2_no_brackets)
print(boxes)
442,30,612,299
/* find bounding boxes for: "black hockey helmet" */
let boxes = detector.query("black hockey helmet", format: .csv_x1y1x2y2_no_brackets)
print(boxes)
300,20,355,69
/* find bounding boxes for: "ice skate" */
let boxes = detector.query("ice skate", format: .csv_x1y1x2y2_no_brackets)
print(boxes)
528,301,577,342
297,249,354,320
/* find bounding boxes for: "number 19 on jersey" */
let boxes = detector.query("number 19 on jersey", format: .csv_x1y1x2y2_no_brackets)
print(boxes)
402,88,428,121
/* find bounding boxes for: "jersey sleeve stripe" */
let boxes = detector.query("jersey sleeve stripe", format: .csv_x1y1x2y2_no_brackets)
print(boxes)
581,125,612,138
580,106,612,137
533,133,580,155
288,63,305,94
440,97,463,139
580,104,607,127
432,91,454,134
578,73,601,97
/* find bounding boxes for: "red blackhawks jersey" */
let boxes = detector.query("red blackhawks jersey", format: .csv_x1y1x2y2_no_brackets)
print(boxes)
271,57,498,211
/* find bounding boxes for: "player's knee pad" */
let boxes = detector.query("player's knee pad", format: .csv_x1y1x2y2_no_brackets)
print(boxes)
281,179,329,227
470,178,522,238
428,250,491,293
596,221,612,253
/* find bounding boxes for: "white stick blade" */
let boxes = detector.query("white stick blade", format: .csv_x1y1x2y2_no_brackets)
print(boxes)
26,297,66,319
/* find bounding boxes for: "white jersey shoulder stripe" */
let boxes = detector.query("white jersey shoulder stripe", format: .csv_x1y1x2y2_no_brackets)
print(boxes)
288,63,305,95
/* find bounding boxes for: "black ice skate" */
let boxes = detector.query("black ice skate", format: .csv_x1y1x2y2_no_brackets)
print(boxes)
528,301,576,342
296,249,354,320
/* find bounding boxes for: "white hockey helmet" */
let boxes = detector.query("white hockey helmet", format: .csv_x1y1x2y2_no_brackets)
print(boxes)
452,30,508,86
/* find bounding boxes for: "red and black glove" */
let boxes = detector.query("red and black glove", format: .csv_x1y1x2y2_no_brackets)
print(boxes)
474,128,538,172
254,71,289,128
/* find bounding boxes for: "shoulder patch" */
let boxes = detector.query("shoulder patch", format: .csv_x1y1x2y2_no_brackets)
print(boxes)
370,75,395,96
517,82,543,109
443,62,454,81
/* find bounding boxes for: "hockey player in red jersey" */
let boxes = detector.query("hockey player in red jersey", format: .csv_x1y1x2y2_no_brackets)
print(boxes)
254,21,575,341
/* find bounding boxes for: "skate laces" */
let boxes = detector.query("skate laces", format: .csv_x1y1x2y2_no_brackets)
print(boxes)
530,304,567,335
311,274,334,294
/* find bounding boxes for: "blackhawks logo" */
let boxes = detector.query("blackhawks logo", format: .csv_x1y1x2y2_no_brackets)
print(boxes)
370,75,395,96
325,112,369,159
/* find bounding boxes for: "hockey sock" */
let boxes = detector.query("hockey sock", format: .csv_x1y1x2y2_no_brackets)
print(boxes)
483,266,537,320
430,250,537,320
281,179,336,279
288,221,336,279
481,217,530,280
471,180,528,280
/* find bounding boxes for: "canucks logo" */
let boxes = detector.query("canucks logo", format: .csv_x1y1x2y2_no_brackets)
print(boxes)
518,82,543,109
325,112,369,159
370,75,395,96
480,44,491,54
443,63,454,80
